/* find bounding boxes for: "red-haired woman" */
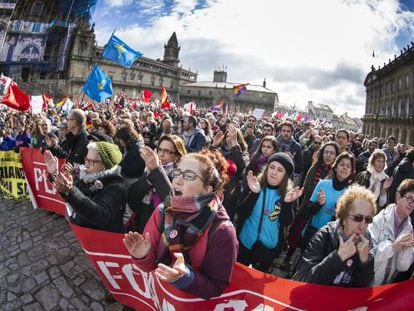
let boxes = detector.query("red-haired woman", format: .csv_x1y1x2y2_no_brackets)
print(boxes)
123,152,238,299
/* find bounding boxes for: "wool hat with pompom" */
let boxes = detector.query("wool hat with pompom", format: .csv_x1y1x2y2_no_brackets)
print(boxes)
96,142,122,169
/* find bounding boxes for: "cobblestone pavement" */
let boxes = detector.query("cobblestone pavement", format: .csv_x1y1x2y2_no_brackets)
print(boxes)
0,194,123,311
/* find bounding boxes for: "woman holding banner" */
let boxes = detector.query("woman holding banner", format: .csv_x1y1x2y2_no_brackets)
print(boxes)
44,141,127,233
293,185,375,287
123,151,238,299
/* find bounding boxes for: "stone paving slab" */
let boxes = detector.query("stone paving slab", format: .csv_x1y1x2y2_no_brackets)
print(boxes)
0,194,123,311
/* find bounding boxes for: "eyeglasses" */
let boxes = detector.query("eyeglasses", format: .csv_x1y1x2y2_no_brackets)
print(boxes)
348,214,373,224
157,147,176,155
171,168,206,182
403,195,414,205
84,157,102,166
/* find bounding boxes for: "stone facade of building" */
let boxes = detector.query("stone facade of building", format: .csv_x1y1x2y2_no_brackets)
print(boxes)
180,70,279,113
363,44,414,145
0,0,196,101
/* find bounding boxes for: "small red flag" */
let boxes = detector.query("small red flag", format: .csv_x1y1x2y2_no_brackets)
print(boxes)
1,82,30,112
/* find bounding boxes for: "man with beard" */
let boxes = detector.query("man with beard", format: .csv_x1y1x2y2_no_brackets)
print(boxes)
182,115,206,152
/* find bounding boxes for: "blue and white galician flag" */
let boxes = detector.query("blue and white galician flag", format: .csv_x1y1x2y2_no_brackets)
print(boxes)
102,35,143,68
82,65,113,102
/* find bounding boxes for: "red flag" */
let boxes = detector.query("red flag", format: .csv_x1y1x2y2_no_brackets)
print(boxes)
1,82,30,112
142,89,152,103
161,100,170,109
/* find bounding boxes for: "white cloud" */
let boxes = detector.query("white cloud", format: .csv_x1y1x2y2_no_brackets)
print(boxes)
104,0,134,8
96,0,414,117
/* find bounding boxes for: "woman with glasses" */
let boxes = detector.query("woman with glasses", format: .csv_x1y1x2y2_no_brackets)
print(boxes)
126,135,186,233
123,152,238,299
368,178,414,286
292,185,376,287
44,141,126,233
355,149,393,211
301,152,355,250
237,153,303,273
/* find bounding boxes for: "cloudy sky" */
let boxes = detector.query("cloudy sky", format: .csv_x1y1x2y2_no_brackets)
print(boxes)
91,0,414,117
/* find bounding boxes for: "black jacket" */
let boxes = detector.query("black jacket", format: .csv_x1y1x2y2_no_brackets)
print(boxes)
50,131,89,165
292,221,374,287
389,157,414,204
127,166,172,233
120,142,145,178
63,169,126,233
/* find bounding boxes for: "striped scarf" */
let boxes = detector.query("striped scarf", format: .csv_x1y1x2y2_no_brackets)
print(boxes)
156,193,218,265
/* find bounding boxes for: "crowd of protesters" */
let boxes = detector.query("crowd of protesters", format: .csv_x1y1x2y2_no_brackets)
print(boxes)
0,98,413,300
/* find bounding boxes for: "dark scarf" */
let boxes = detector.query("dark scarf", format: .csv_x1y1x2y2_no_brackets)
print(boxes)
333,176,348,191
276,135,294,153
255,154,269,172
156,193,218,265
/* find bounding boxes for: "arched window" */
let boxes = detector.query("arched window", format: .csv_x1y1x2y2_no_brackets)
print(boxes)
19,45,40,61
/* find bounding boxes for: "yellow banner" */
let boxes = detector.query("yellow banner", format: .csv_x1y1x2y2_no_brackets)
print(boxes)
0,150,28,199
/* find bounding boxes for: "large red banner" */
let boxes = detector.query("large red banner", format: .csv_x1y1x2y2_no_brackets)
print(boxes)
21,147,66,215
21,147,414,310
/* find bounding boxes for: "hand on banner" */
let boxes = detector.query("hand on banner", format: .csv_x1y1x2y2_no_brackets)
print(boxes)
53,171,73,195
44,150,58,175
140,146,160,171
123,231,151,259
155,252,188,283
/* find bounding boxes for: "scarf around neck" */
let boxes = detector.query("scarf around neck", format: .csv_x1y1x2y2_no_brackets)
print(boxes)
156,193,218,265
78,165,118,184
276,135,294,153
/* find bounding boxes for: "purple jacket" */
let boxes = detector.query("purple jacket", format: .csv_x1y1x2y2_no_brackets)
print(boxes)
132,203,238,299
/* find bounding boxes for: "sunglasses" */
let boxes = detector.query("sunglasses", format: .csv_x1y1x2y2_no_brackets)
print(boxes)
171,168,206,182
348,214,373,224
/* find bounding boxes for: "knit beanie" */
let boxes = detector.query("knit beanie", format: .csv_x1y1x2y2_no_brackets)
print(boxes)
268,152,294,177
96,142,122,169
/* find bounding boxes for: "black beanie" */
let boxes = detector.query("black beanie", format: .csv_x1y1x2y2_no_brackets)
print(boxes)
267,152,295,177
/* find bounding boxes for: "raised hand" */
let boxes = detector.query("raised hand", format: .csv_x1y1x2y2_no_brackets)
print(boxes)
284,186,304,203
393,232,414,251
226,124,238,147
45,134,58,148
212,130,224,148
247,170,260,193
140,146,160,170
62,162,75,175
337,234,357,262
155,252,188,283
44,149,58,175
123,231,151,259
383,176,393,190
356,235,370,263
318,188,326,205
53,171,73,195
